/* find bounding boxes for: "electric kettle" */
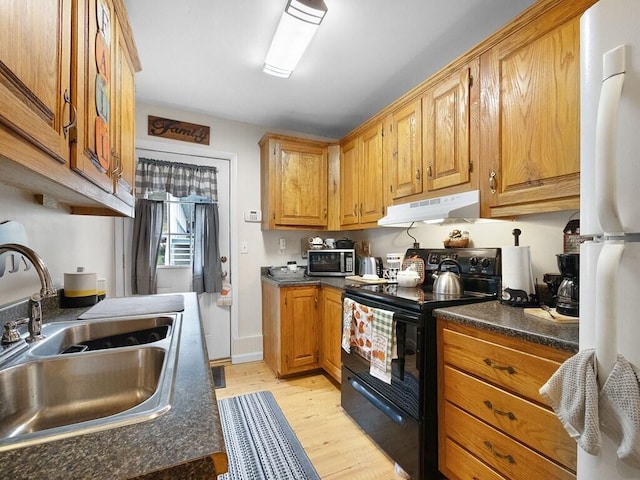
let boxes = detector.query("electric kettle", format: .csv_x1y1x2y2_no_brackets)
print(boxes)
432,259,463,296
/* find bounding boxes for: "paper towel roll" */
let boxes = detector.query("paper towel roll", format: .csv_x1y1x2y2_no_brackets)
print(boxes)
501,246,535,304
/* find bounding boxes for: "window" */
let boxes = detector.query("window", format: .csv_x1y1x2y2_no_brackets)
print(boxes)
149,192,211,267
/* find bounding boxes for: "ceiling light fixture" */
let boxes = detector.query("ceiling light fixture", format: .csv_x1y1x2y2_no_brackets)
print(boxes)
263,0,328,78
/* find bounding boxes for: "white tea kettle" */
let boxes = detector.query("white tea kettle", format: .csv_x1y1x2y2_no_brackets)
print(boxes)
432,259,463,296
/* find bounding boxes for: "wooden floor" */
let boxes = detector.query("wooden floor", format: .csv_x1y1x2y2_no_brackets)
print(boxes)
213,361,406,480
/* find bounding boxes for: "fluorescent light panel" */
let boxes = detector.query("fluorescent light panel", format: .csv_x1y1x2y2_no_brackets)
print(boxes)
263,0,328,78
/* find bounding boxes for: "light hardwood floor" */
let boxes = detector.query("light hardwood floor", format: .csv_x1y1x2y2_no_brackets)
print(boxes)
212,361,406,480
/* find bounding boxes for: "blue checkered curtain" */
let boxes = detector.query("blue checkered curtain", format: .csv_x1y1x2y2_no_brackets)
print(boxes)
135,157,218,200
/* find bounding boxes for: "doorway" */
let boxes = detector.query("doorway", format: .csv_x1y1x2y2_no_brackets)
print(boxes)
116,141,233,361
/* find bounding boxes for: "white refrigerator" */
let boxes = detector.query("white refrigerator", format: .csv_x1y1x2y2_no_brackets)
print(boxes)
580,0,640,477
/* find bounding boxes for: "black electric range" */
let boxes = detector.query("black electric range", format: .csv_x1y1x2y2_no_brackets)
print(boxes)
341,247,501,480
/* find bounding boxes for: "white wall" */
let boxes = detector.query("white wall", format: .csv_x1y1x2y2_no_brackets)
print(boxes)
0,185,115,306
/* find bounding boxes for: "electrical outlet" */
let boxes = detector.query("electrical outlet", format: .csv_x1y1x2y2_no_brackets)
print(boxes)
279,238,286,254
241,241,249,254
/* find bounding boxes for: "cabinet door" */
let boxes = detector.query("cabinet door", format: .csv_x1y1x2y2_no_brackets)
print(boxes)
320,287,343,382
275,140,328,227
111,17,136,205
71,0,114,193
0,0,72,165
283,286,320,373
423,59,477,193
340,137,359,226
359,123,384,224
389,100,422,199
480,15,580,217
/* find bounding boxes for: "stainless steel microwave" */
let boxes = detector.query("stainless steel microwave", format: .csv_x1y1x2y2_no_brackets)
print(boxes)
307,249,355,277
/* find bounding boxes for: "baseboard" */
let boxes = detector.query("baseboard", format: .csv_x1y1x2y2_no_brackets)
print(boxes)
232,351,263,364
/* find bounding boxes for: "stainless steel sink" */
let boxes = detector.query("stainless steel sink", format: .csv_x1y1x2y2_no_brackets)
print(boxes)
29,315,175,357
0,314,182,451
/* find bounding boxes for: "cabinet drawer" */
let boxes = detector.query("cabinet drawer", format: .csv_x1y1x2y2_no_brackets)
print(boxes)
442,328,562,405
445,402,575,480
443,436,506,480
444,365,576,471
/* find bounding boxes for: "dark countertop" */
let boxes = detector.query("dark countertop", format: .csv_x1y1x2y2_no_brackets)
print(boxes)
0,292,226,480
261,270,579,354
434,300,579,353
261,267,349,290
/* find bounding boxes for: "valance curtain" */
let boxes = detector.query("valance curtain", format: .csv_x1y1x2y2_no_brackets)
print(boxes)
193,203,223,293
135,157,218,201
131,199,165,295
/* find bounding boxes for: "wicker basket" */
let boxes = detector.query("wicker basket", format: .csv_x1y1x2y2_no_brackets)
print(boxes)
443,238,469,248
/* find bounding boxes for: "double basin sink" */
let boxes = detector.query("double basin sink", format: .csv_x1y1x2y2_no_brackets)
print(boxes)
0,313,182,451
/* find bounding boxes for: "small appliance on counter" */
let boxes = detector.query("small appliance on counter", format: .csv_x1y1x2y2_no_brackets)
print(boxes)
62,267,98,308
556,253,579,317
357,256,382,278
307,248,355,276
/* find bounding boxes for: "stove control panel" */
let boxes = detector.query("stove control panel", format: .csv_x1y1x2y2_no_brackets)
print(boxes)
406,248,501,276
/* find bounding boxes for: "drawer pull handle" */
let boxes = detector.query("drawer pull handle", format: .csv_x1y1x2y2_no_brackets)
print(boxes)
483,440,515,464
483,358,516,374
483,400,516,420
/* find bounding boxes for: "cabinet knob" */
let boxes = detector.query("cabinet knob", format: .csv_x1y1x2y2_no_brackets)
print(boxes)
415,168,421,181
427,163,432,178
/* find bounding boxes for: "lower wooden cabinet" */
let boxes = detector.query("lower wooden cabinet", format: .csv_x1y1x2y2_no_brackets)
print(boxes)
437,319,576,480
262,281,343,382
262,281,320,378
320,286,342,382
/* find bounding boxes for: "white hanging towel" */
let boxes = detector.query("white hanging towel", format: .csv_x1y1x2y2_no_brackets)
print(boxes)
540,348,640,468
369,307,396,384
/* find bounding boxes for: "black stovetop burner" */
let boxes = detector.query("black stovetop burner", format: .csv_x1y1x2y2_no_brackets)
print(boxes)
344,247,502,312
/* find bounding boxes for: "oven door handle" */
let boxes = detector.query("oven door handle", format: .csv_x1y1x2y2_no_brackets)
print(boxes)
348,377,406,426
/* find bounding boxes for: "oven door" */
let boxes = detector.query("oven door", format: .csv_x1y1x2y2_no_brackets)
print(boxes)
341,294,423,479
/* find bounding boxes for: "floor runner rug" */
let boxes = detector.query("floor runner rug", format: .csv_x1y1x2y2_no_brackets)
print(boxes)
217,391,320,480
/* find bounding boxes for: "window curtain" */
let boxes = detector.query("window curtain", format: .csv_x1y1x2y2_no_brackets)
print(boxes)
193,203,222,293
131,199,165,295
135,157,218,200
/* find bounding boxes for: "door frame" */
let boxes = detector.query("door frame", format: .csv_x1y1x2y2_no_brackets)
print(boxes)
114,138,238,360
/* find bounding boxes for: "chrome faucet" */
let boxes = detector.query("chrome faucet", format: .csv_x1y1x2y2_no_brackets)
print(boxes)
0,243,57,343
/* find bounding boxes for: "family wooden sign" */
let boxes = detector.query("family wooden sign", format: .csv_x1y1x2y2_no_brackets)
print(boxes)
147,115,210,145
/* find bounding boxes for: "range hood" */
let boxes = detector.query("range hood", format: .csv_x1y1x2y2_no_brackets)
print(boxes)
378,190,480,227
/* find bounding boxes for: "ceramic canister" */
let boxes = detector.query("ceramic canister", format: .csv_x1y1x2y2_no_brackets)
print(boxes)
63,269,98,307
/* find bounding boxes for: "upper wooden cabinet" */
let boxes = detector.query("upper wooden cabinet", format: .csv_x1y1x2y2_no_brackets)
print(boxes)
340,122,384,228
111,15,137,206
260,134,329,230
72,0,115,194
73,0,138,207
422,58,479,195
339,137,359,226
388,99,422,200
0,0,73,166
0,0,140,216
479,4,588,218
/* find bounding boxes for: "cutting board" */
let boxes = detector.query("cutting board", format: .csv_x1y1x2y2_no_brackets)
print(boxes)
345,275,388,285
524,307,579,324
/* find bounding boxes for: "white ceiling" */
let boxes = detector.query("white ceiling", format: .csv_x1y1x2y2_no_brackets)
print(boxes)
124,0,536,140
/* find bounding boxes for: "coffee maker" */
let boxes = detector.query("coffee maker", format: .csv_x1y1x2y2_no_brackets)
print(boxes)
556,253,579,317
